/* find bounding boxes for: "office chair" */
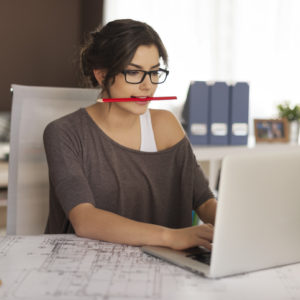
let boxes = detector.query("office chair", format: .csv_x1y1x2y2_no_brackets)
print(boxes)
7,84,99,234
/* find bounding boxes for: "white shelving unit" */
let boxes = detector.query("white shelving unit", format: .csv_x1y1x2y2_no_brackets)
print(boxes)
193,140,300,190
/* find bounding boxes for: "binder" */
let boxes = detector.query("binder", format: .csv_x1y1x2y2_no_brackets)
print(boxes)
182,81,209,145
229,82,249,145
209,82,230,145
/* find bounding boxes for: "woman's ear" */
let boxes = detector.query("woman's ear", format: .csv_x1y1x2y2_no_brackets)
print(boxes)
93,69,107,86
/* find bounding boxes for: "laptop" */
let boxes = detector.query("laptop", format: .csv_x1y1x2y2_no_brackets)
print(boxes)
142,150,300,278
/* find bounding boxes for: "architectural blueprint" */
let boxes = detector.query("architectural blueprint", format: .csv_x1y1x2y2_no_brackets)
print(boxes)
0,234,300,300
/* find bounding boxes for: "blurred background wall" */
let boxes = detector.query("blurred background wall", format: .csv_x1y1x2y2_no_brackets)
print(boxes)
1,0,300,126
0,0,103,112
104,0,300,126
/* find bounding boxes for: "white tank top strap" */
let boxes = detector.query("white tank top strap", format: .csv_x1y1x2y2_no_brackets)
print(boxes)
139,109,157,152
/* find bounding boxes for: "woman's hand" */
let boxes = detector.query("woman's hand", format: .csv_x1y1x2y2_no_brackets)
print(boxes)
165,224,214,251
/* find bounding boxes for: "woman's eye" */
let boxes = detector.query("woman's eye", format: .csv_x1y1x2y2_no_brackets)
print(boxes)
127,70,140,76
151,70,160,76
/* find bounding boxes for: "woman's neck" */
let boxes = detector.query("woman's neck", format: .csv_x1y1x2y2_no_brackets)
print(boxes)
86,102,140,132
85,102,142,150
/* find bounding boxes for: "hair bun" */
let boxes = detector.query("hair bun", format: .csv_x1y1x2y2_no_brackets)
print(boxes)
90,31,98,39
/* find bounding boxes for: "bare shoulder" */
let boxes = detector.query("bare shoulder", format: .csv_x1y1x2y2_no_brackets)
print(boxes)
150,109,185,150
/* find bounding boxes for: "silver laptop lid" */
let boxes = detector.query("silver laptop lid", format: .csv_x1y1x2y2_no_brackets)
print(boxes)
210,150,300,278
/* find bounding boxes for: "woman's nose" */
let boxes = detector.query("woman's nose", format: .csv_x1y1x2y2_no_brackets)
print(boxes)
139,73,153,89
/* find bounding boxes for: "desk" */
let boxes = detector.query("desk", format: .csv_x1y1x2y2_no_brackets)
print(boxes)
0,235,299,300
193,142,300,190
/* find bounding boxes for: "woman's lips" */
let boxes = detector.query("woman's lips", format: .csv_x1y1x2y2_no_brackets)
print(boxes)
131,96,151,100
135,100,149,105
131,96,151,105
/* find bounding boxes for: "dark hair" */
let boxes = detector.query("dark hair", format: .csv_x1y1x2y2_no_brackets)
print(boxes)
80,19,168,93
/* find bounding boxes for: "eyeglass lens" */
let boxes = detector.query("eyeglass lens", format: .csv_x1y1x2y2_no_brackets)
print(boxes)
125,70,167,84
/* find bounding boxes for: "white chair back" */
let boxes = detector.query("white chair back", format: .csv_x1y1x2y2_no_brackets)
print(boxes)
7,84,99,234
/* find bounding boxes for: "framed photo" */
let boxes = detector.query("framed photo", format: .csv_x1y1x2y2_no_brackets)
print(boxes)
254,119,289,143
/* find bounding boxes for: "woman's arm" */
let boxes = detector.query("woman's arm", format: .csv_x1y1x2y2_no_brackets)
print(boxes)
196,198,217,225
69,203,214,250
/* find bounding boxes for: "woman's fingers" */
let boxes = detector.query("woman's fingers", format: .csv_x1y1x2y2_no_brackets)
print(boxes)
198,239,212,251
169,223,214,250
196,224,214,242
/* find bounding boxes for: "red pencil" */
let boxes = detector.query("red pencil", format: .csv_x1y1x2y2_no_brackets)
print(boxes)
97,96,177,103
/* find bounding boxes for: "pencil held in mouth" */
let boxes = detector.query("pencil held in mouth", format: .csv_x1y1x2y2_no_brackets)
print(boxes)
96,96,177,103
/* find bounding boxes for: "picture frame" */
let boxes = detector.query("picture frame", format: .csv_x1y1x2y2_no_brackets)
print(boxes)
254,118,289,143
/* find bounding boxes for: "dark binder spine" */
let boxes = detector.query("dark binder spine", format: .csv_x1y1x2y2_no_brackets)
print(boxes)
229,82,249,145
183,81,209,145
209,82,230,145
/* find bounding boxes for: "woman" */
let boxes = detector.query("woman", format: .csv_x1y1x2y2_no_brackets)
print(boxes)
44,19,217,251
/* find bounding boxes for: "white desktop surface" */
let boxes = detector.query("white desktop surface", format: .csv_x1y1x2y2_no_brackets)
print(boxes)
0,235,299,300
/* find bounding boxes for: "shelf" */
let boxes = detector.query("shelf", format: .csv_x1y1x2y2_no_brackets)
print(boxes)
193,142,300,162
192,141,300,191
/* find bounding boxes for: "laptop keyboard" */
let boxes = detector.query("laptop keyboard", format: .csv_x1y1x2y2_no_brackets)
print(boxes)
185,247,211,265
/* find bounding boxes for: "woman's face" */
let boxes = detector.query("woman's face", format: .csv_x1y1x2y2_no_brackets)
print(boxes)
105,44,160,115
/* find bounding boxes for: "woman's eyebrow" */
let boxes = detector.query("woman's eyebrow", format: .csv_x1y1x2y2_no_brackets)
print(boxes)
151,63,160,69
128,63,160,69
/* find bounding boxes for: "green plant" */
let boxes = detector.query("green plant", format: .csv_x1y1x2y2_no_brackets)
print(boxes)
277,101,300,121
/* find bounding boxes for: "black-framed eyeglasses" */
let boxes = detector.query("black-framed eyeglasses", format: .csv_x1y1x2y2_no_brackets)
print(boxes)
121,68,169,84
